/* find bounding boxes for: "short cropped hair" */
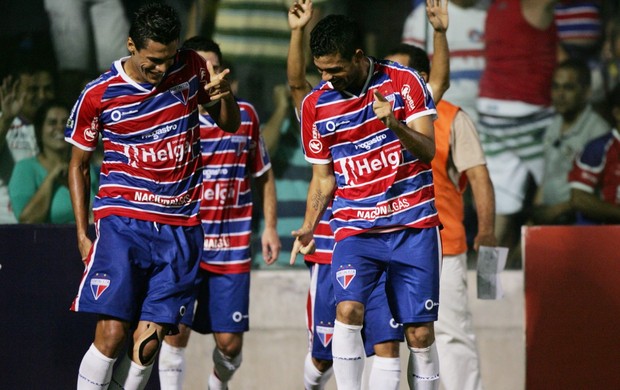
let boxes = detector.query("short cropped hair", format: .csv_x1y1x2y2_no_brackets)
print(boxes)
182,36,223,63
129,2,181,50
555,58,592,88
310,15,363,60
386,43,430,74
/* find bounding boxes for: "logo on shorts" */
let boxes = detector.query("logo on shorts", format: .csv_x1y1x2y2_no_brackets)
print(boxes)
179,305,186,317
316,325,334,347
336,265,356,289
90,274,110,300
232,311,248,323
424,299,439,311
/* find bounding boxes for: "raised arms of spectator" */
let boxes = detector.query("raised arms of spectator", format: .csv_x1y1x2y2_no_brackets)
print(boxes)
426,0,450,103
287,0,315,111
0,76,25,151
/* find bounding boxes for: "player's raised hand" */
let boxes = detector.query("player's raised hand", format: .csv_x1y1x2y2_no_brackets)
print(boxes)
288,0,313,30
204,60,232,102
290,226,316,265
373,90,398,129
427,0,448,33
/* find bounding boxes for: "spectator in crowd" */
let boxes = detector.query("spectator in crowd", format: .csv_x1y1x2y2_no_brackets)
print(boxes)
477,0,558,267
158,36,279,390
532,58,610,225
569,83,620,224
0,65,55,223
401,0,489,122
8,100,97,223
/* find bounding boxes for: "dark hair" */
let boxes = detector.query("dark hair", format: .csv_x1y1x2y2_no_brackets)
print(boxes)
182,36,223,63
555,58,592,88
129,2,181,50
310,15,363,60
33,100,69,152
386,43,430,74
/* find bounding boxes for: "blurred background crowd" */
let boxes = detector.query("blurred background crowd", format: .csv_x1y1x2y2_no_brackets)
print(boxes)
2,0,620,269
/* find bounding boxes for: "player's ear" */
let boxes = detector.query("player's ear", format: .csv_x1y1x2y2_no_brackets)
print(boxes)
127,38,136,55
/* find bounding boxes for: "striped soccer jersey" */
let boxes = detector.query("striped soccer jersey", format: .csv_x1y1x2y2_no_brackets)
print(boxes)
300,57,440,242
569,128,620,212
199,100,271,274
65,50,211,226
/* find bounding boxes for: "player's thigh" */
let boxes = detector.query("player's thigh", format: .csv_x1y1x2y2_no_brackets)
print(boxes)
386,227,441,324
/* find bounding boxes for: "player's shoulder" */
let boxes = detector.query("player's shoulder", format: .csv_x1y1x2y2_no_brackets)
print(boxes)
580,130,616,164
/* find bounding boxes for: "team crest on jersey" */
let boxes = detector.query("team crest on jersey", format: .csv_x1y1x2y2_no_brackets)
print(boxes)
83,116,98,142
90,274,110,300
316,325,334,347
170,82,190,105
231,135,247,156
336,264,356,289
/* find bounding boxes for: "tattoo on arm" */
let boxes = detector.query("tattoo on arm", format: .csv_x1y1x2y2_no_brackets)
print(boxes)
311,189,328,211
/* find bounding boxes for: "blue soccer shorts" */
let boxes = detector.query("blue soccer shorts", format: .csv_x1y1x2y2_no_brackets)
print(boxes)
71,215,202,325
306,262,404,360
331,227,441,324
183,269,250,334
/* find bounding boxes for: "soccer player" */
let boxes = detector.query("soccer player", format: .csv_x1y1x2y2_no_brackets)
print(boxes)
65,3,240,389
290,11,442,390
157,36,280,390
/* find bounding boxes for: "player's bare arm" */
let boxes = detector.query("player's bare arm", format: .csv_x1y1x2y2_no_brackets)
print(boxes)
427,0,450,103
204,60,241,133
68,145,94,260
256,168,281,265
373,90,435,162
290,163,335,264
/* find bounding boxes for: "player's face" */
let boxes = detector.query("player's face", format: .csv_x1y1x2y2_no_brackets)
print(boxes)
41,107,69,153
551,68,588,116
314,50,366,92
127,38,179,85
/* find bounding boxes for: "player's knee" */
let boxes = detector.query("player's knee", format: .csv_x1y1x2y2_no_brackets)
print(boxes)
374,340,400,358
313,357,333,372
132,323,164,366
336,301,364,325
94,318,130,357
164,323,191,348
404,322,435,348
215,333,243,358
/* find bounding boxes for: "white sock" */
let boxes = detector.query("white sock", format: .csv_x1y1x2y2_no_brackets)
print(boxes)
303,352,333,390
368,356,401,390
77,344,116,389
158,341,186,390
109,355,153,390
407,343,440,390
209,348,242,389
331,320,365,390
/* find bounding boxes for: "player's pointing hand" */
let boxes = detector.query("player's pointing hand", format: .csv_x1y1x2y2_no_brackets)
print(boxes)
373,90,398,129
205,60,232,102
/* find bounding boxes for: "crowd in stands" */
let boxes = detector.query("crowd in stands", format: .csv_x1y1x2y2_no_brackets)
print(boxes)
1,0,620,269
